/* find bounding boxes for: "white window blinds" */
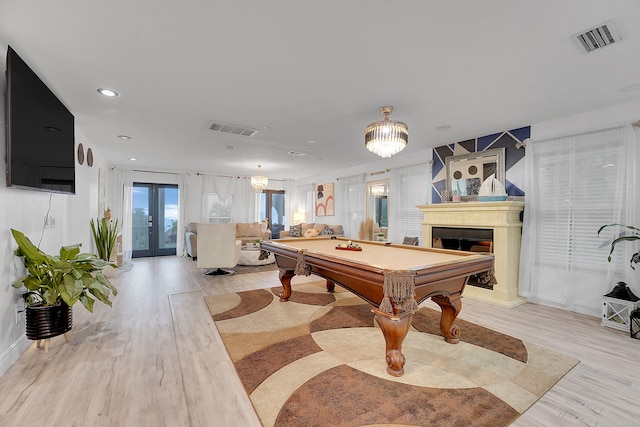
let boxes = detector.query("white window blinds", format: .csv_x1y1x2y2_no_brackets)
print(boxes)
520,125,638,315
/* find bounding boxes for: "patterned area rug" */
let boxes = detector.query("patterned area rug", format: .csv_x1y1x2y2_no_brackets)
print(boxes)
204,281,578,427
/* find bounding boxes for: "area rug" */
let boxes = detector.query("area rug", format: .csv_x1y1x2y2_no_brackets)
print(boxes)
204,281,578,427
232,263,278,275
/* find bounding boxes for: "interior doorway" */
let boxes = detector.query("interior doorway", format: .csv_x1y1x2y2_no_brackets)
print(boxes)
260,190,285,238
132,183,179,258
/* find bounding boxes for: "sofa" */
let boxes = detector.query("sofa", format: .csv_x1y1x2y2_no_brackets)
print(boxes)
280,222,344,238
185,222,271,260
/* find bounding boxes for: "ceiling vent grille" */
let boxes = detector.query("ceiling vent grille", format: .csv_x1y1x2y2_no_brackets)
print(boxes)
208,121,258,137
288,151,307,157
572,20,621,53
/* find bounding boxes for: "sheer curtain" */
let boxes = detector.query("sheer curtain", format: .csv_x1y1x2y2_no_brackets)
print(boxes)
389,163,430,244
178,173,191,256
519,125,639,316
338,174,365,239
108,167,133,265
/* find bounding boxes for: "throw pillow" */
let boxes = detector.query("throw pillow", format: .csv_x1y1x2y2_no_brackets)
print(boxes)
301,223,314,235
236,223,249,238
320,225,334,235
304,228,320,238
289,224,302,237
246,223,262,237
402,236,419,246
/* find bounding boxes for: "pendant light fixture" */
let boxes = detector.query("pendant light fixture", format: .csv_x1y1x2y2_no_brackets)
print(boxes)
251,164,268,193
364,106,408,158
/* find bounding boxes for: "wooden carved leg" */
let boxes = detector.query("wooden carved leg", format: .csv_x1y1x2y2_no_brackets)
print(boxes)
372,308,413,377
431,295,462,344
326,280,335,293
278,269,294,302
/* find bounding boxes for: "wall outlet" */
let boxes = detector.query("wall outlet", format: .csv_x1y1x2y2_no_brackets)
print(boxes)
45,214,56,228
15,303,24,325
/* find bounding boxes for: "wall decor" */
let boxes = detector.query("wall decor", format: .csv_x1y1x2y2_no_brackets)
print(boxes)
77,143,85,165
431,126,529,203
315,182,334,216
87,148,94,167
446,148,505,198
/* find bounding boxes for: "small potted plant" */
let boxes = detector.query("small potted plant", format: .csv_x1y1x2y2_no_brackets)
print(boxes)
90,217,119,262
11,229,118,346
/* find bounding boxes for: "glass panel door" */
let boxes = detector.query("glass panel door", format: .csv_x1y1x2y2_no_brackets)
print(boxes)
132,183,178,258
260,190,285,238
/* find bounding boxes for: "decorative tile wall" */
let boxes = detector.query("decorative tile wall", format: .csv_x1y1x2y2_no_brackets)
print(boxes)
431,126,529,203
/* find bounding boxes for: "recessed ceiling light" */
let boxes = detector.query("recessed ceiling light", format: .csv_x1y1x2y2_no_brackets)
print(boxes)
118,135,132,140
129,157,137,161
620,84,640,93
97,88,120,97
307,140,316,144
435,125,451,131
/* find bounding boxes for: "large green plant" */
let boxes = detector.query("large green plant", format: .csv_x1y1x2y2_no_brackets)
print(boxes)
90,217,119,261
598,223,640,270
11,229,118,312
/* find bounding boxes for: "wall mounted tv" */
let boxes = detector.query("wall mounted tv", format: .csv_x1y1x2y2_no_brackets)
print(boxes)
5,45,75,194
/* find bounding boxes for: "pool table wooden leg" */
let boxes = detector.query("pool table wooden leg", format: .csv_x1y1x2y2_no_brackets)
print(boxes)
431,295,462,344
326,280,335,292
372,308,413,377
278,269,294,301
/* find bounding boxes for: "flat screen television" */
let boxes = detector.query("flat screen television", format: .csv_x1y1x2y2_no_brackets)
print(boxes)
5,45,75,194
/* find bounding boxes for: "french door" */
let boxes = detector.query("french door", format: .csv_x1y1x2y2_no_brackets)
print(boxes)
132,183,179,258
260,190,285,238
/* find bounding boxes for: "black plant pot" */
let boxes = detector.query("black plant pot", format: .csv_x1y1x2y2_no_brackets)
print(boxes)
25,302,73,340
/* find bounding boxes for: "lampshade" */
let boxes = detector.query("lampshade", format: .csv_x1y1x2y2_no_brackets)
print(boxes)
251,164,268,193
293,212,305,223
365,106,408,158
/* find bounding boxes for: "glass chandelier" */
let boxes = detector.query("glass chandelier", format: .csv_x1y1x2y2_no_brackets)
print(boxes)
251,164,268,193
364,106,408,158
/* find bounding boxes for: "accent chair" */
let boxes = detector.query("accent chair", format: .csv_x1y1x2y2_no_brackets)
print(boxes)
196,223,242,275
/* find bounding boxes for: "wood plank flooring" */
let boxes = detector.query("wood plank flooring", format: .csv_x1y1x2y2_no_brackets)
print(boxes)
0,256,638,426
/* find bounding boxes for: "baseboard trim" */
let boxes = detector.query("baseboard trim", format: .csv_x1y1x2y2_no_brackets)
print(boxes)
0,334,31,376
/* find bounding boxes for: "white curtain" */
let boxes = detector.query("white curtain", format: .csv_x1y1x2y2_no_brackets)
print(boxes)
232,177,258,223
178,173,191,256
108,167,133,265
519,125,639,316
389,163,431,244
338,174,365,239
282,179,296,229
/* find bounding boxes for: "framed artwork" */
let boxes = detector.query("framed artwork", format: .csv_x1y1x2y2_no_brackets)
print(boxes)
315,182,334,216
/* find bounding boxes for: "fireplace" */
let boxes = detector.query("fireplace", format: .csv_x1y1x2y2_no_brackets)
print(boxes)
417,201,525,308
432,227,494,289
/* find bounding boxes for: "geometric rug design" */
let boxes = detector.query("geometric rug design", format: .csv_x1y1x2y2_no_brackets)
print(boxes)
204,281,578,427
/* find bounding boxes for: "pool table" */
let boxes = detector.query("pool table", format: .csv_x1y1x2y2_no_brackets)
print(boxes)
260,237,494,376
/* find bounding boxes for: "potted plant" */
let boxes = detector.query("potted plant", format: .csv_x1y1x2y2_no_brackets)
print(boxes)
598,223,640,269
90,217,119,261
11,229,118,344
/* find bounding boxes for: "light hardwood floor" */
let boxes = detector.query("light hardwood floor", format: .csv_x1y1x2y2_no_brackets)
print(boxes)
0,256,638,427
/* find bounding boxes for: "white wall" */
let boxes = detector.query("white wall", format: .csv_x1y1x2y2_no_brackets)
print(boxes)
0,46,104,375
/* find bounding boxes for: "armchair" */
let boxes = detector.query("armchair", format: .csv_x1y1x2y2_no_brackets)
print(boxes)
196,223,242,275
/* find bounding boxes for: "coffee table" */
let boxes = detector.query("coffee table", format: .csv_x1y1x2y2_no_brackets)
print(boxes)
238,247,275,266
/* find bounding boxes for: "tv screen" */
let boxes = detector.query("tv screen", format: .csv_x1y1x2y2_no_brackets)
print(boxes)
5,46,75,194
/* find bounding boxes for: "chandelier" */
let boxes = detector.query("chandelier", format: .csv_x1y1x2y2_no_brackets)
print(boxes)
364,106,408,158
251,164,268,193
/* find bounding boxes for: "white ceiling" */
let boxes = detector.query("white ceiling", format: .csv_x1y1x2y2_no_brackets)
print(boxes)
2,1,640,180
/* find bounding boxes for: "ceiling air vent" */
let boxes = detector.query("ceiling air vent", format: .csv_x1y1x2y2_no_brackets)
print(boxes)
288,151,307,157
208,121,258,137
572,20,621,53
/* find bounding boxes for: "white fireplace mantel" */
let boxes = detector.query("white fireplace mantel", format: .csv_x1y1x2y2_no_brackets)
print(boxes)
417,201,526,308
